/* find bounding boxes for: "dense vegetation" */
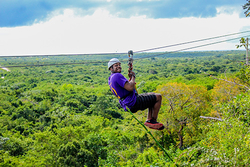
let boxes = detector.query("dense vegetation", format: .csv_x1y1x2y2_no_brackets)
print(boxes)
1,50,250,166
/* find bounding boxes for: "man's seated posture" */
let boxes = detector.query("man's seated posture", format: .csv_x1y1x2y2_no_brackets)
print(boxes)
108,58,164,130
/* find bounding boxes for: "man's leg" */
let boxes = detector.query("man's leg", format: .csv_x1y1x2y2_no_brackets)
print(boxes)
152,93,162,121
146,93,162,121
144,93,163,130
147,108,153,121
130,92,164,130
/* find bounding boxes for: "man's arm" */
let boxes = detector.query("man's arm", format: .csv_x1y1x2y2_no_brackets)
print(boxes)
124,73,136,92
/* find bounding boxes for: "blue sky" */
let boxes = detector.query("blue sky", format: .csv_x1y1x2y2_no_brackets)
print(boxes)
0,0,249,56
0,0,246,27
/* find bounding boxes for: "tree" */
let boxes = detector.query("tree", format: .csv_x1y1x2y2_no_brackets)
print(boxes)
57,141,95,167
211,78,245,105
181,117,250,166
243,0,250,17
236,37,249,65
86,95,123,119
236,63,250,89
156,82,209,148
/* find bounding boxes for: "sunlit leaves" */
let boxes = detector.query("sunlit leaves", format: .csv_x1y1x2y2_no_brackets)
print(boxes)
156,82,209,148
211,77,243,104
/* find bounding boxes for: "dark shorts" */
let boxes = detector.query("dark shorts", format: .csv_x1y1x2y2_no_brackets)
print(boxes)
130,93,157,113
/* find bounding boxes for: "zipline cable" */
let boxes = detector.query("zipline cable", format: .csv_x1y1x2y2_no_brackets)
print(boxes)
0,61,105,68
136,34,250,60
134,30,250,53
1,34,249,68
0,52,127,58
0,30,249,58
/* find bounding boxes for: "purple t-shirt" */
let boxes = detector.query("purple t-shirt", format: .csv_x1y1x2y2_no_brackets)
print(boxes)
108,73,136,111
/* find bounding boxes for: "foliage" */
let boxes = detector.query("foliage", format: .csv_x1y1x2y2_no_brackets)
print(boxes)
220,93,250,125
176,118,250,166
236,63,250,89
0,50,250,166
243,0,250,17
156,82,210,148
211,77,243,104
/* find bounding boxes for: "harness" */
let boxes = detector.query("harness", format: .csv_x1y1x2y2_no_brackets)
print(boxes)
120,91,133,101
112,50,138,111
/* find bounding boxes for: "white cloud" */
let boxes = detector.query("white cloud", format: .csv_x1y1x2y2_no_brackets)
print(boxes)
0,8,249,56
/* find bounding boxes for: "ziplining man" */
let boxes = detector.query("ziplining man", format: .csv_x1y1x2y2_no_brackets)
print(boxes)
108,58,164,130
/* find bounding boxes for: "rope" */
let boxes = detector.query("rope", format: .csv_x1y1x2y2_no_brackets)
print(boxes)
127,50,173,162
127,108,173,162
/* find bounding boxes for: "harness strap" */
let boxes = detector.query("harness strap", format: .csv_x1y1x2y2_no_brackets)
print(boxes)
120,91,133,101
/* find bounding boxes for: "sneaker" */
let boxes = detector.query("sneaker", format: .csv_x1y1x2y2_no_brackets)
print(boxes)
144,119,163,129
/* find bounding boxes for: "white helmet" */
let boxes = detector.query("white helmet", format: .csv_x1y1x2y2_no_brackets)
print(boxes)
108,58,120,70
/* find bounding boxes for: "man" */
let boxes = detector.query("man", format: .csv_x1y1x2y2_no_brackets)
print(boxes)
108,58,164,130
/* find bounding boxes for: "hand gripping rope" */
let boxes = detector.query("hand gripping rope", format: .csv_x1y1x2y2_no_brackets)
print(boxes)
128,50,138,94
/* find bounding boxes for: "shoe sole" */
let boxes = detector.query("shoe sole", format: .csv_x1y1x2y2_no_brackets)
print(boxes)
148,125,165,131
144,122,163,129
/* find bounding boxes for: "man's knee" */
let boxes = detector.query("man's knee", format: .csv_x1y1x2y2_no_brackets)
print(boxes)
155,93,162,102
